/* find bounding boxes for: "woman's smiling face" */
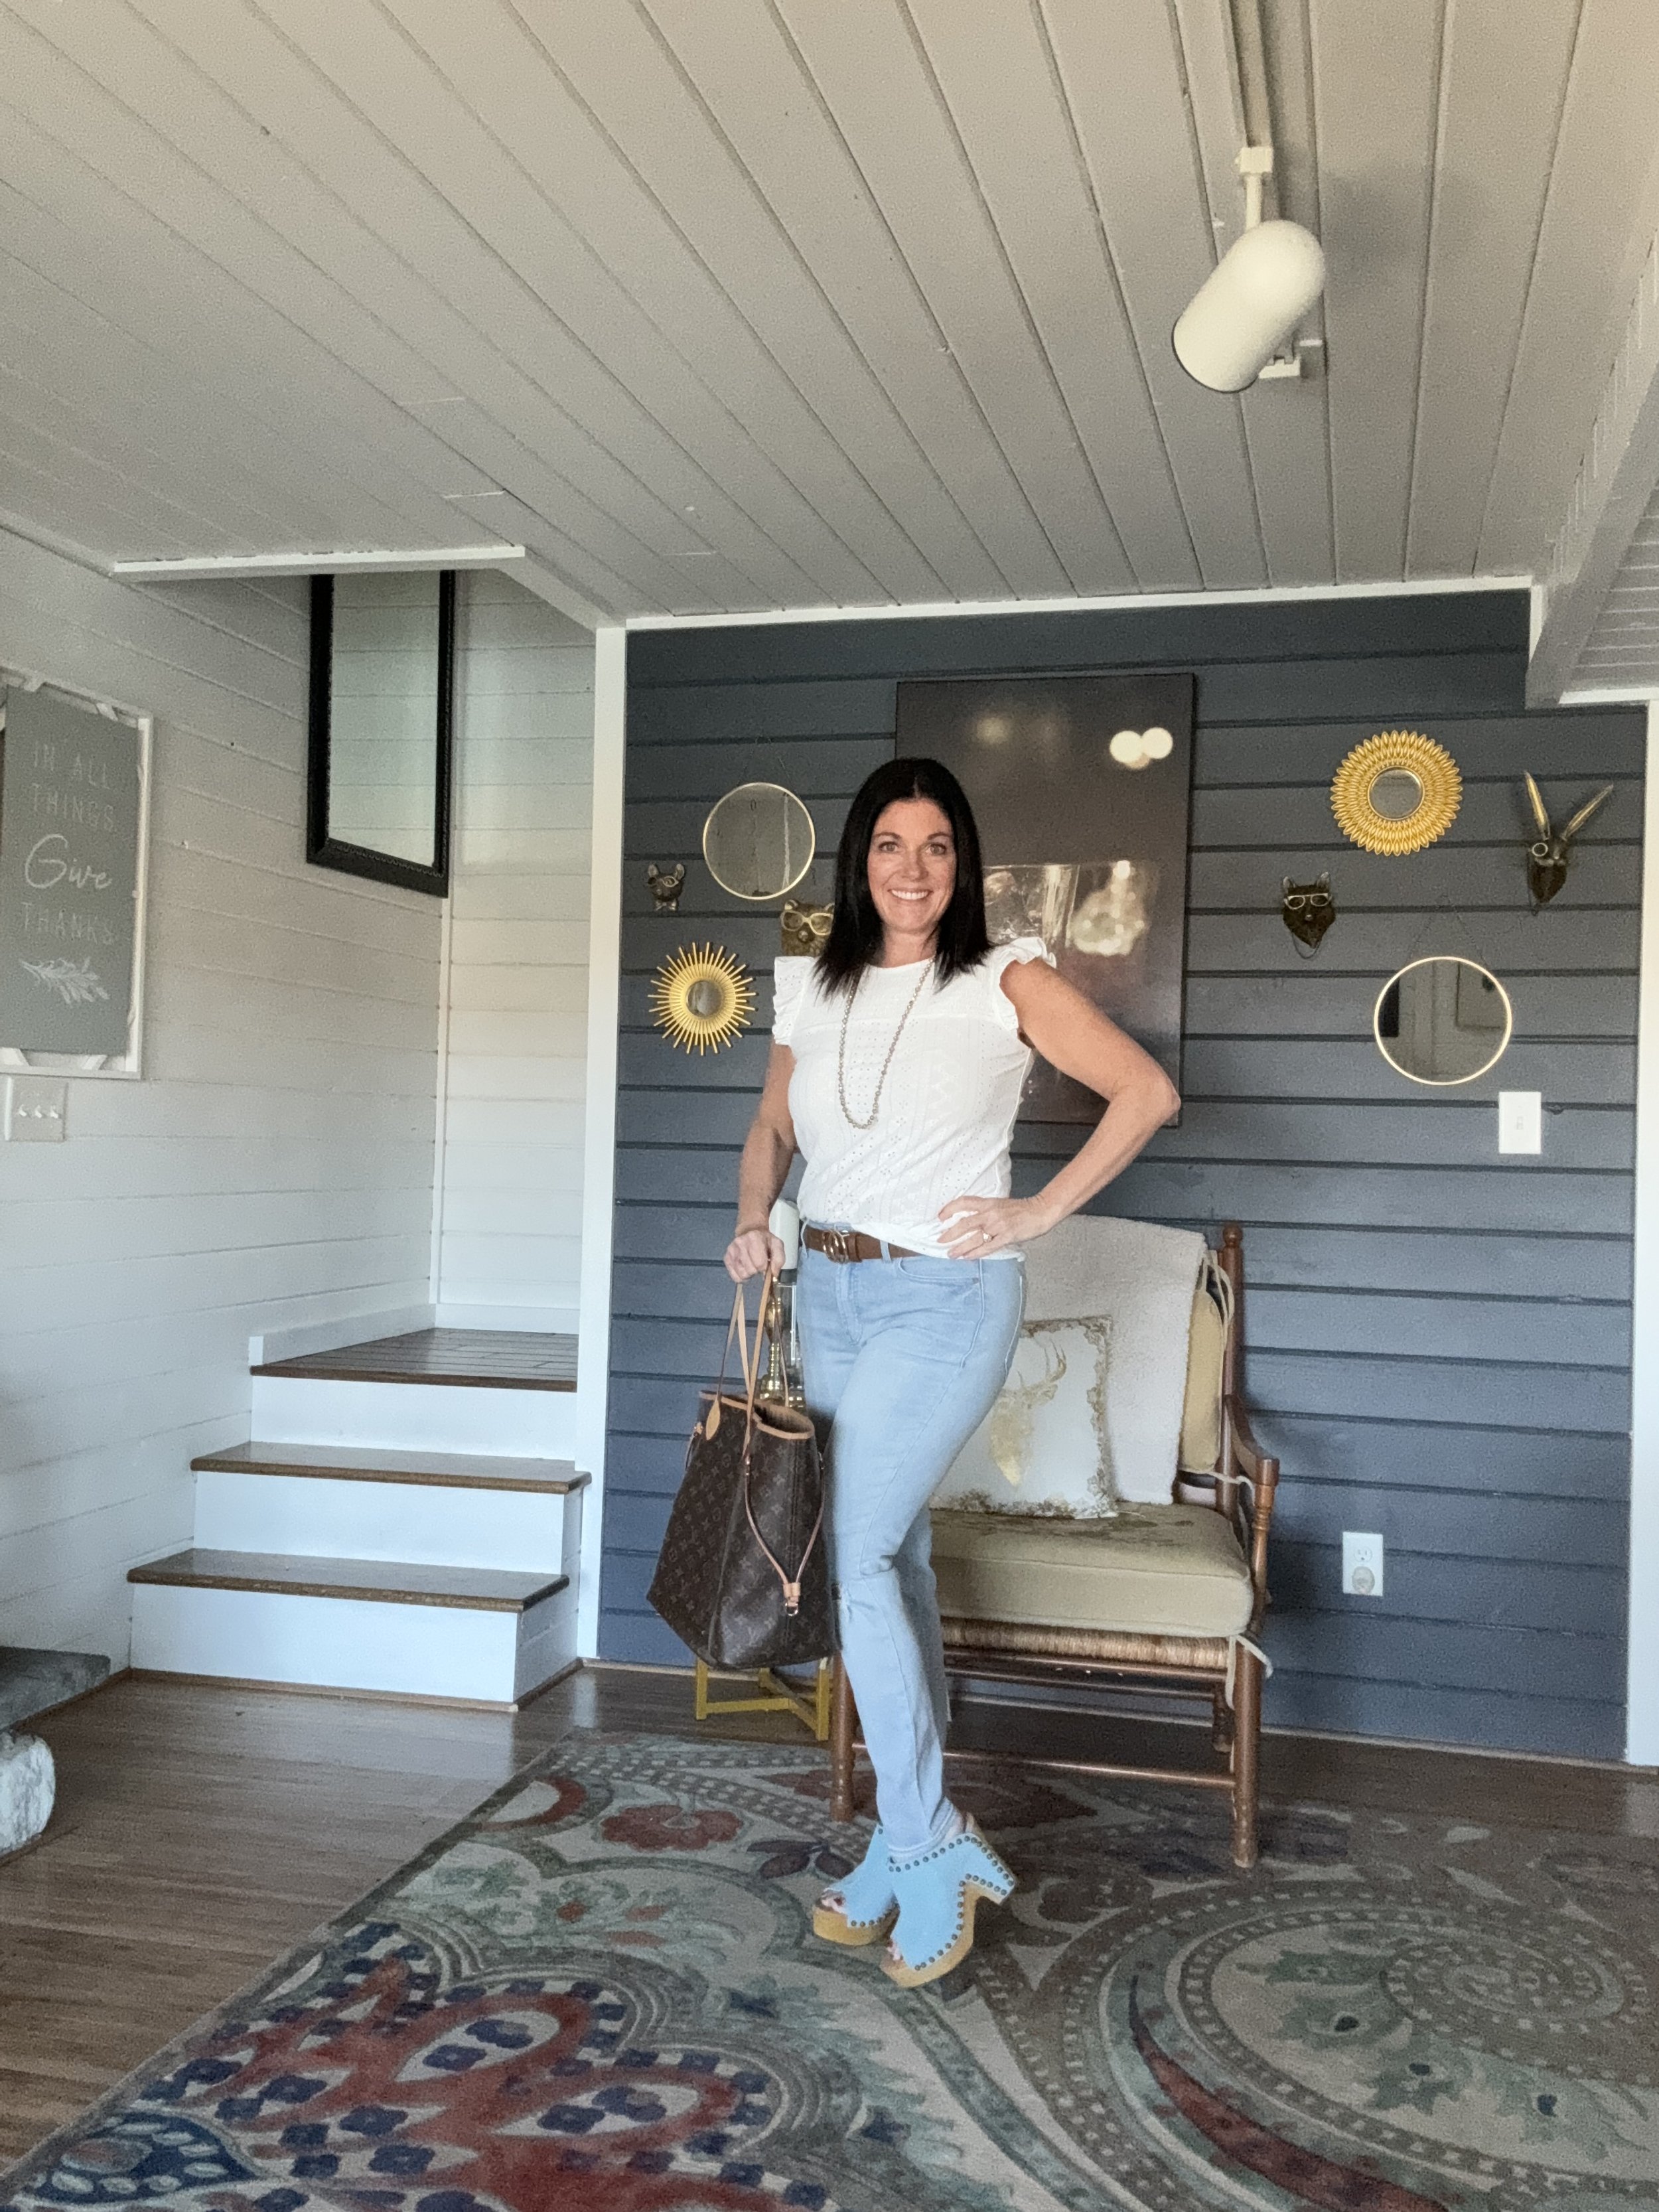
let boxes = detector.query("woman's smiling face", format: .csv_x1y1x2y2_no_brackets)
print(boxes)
867,796,957,954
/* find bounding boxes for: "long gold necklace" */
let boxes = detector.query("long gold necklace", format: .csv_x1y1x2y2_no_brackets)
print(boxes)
837,962,930,1130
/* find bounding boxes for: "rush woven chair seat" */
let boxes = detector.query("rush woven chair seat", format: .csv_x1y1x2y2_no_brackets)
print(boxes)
828,1218,1280,1867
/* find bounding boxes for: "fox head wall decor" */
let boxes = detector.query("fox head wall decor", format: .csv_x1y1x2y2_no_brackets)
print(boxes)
1281,872,1336,954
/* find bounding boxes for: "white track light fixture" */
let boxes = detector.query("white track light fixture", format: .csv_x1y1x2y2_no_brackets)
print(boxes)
1173,147,1325,392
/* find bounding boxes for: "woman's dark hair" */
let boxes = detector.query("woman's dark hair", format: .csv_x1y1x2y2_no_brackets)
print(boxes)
817,755,991,996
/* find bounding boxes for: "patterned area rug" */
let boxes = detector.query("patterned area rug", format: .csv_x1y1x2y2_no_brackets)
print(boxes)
5,1729,1656,2212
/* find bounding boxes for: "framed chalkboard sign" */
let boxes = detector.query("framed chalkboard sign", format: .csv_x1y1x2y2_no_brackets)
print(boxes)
0,684,151,1078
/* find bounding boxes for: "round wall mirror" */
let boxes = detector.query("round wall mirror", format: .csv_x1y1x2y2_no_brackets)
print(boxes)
703,782,816,901
1374,956,1512,1086
1368,769,1423,821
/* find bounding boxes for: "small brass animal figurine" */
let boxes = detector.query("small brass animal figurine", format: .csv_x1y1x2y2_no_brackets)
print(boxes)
646,861,685,914
1523,776,1615,907
1281,873,1335,954
780,899,833,958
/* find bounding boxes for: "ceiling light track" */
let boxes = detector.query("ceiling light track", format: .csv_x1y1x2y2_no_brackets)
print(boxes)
109,545,527,580
1171,0,1325,393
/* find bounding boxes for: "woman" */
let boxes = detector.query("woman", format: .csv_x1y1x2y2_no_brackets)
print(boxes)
724,757,1178,1987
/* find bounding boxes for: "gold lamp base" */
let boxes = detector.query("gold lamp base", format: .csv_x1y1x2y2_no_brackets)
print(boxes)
693,1657,833,1740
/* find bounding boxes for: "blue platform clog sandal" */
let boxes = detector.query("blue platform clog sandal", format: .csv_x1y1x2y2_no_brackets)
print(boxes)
881,1817,1015,1988
812,1825,896,1947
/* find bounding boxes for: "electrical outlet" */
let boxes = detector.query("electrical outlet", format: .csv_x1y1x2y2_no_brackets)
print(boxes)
1342,1531,1384,1597
1498,1090,1542,1154
5,1078,67,1142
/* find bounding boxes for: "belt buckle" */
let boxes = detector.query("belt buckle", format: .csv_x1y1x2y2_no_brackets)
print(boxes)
830,1227,853,1263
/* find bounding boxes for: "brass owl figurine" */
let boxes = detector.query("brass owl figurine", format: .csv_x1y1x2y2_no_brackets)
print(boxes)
780,899,833,957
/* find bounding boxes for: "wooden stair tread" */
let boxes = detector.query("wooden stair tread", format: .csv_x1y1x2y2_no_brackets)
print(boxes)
127,1549,568,1613
190,1441,589,1493
253,1327,577,1391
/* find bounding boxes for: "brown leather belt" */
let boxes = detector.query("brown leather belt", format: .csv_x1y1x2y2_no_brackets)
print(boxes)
802,1225,922,1264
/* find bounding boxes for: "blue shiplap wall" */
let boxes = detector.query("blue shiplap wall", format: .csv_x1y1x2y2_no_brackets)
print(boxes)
603,591,1641,1760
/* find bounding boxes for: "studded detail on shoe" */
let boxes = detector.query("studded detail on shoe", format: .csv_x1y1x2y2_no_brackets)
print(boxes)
881,1818,1015,1989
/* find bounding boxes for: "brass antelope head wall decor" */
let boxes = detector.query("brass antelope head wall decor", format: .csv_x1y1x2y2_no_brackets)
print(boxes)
1522,775,1614,908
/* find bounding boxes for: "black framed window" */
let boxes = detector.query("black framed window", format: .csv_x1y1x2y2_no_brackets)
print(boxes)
307,569,455,895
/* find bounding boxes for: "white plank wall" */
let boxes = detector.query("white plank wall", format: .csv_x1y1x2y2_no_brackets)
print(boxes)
435,572,593,1333
0,525,443,1666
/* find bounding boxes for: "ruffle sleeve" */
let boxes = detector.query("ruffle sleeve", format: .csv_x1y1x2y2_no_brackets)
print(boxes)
986,934,1055,1034
772,956,816,1047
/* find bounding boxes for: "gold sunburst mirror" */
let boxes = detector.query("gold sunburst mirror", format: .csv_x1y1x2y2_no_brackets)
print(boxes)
652,943,755,1055
1331,731,1462,855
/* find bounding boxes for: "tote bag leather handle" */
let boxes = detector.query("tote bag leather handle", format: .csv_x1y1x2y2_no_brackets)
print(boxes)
742,1468,824,1619
736,1267,824,1616
701,1270,771,1445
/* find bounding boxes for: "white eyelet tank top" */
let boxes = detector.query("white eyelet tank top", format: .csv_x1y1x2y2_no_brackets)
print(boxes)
772,938,1052,1258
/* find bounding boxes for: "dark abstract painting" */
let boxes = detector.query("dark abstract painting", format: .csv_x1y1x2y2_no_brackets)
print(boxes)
897,672,1194,1122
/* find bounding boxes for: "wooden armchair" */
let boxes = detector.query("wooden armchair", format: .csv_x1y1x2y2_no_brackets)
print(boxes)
828,1220,1279,1866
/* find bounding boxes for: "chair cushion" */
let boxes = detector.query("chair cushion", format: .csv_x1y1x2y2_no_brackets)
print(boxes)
930,1502,1254,1638
1179,1269,1227,1473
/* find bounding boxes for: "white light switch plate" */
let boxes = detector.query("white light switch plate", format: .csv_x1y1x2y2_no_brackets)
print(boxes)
5,1077,67,1142
1498,1091,1542,1154
1342,1532,1384,1597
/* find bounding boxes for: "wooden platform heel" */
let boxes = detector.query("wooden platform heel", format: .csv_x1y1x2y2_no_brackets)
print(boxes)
880,1817,1015,1988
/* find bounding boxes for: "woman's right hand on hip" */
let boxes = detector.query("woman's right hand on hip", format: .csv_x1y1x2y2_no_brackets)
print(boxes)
725,1226,784,1283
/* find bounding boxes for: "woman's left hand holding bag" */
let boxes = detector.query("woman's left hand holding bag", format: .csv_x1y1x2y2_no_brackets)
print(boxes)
725,1225,785,1282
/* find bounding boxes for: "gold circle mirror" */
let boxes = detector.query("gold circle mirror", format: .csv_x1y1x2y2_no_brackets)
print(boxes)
1373,956,1512,1086
1368,769,1422,820
1333,732,1461,855
702,782,816,901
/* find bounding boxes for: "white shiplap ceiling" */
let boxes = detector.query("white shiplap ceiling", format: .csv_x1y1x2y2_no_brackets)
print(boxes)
3,0,1659,630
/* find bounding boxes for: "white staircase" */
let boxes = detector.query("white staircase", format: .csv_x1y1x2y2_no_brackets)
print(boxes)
248,1325,579,1456
130,1330,587,1707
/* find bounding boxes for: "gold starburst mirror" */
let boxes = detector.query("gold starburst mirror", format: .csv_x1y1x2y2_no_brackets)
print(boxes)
1331,731,1462,856
652,943,755,1055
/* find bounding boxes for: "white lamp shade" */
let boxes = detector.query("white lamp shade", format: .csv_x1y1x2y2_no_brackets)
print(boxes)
768,1196,801,1270
1172,220,1326,392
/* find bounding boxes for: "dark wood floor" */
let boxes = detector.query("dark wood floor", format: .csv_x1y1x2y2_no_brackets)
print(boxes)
3,1666,1655,2170
251,1327,578,1390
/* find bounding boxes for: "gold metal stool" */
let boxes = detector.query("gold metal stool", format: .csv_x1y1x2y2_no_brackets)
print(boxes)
693,1657,833,1739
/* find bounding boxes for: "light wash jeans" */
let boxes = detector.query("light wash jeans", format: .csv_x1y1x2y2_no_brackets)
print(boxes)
798,1244,1025,1856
